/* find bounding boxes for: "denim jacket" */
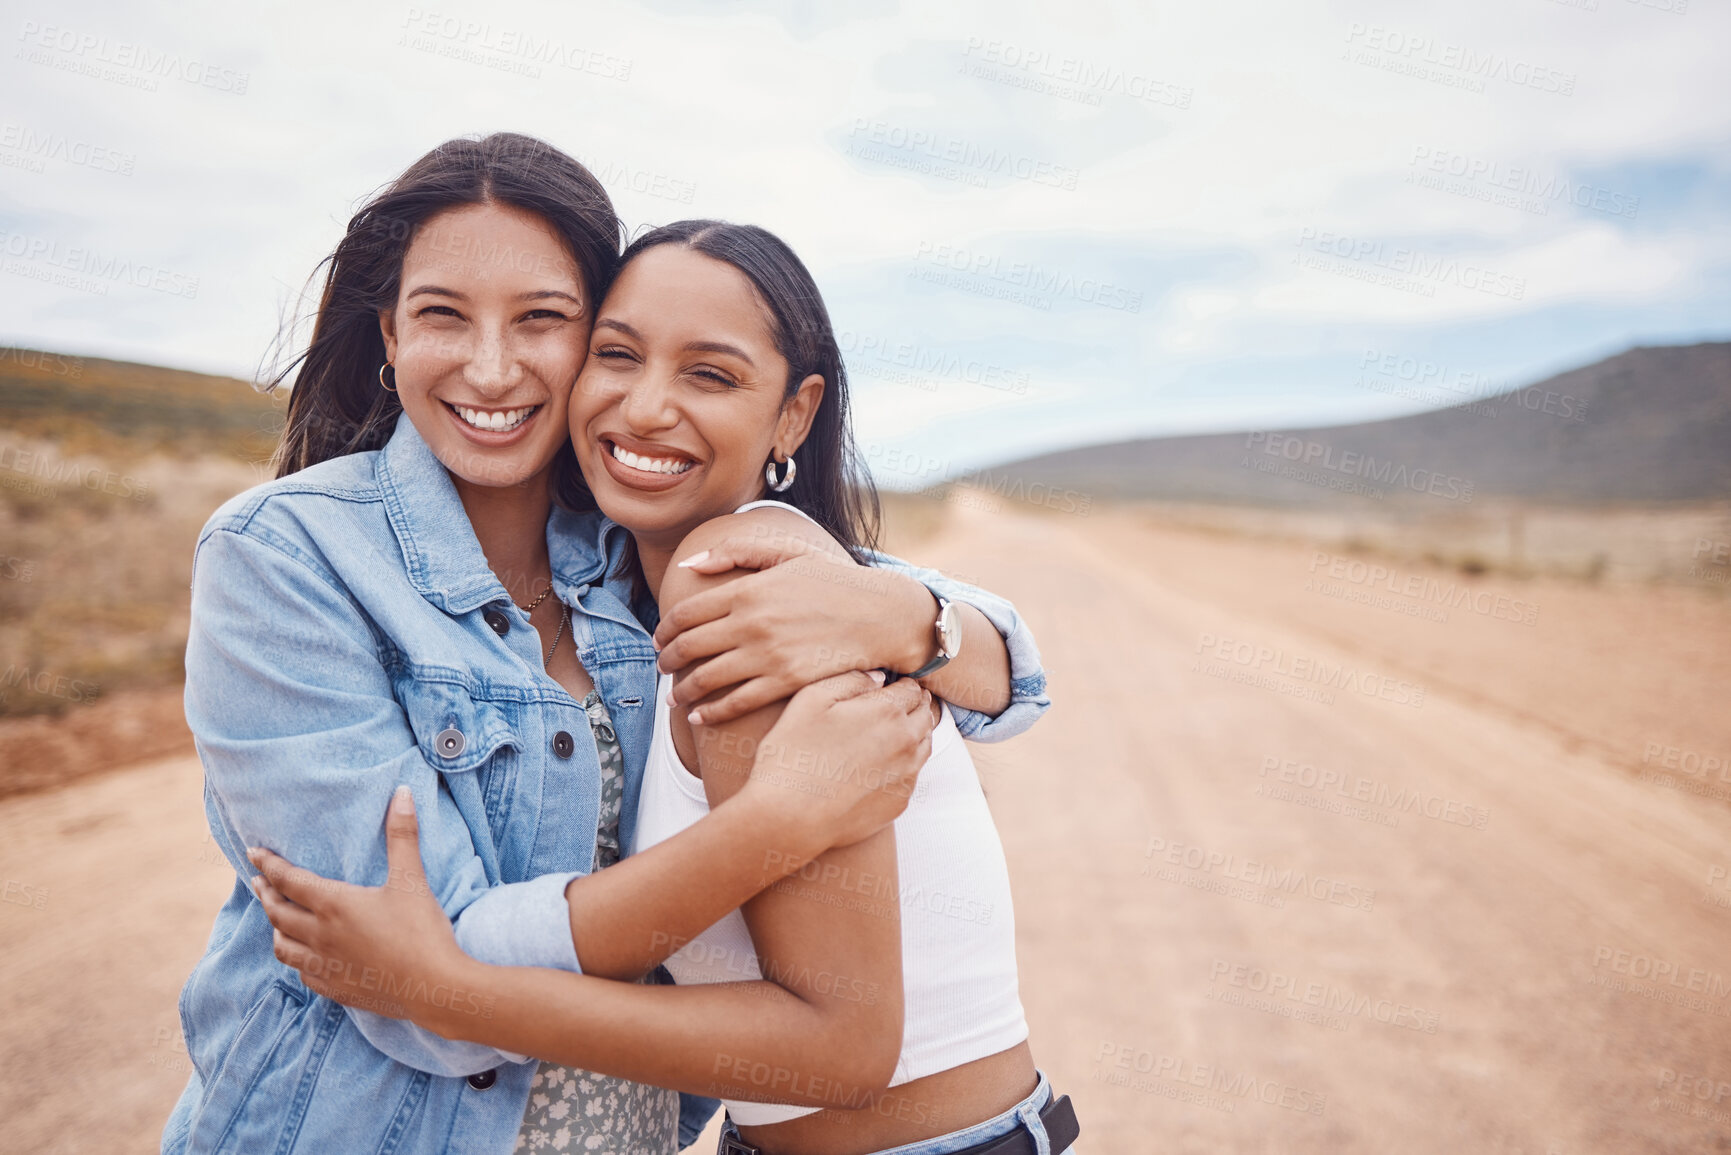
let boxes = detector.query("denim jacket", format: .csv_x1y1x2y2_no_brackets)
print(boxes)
162,416,1050,1155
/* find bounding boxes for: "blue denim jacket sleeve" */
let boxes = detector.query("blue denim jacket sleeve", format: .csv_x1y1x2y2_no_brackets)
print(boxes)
187,527,581,1077
861,550,1050,741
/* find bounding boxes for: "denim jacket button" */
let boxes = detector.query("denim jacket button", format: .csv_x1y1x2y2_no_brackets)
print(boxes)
483,609,510,637
435,728,466,758
467,1068,497,1090
552,731,575,759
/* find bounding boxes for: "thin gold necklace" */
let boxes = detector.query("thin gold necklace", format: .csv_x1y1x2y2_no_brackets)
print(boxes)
513,580,566,666
516,583,556,613
543,602,570,666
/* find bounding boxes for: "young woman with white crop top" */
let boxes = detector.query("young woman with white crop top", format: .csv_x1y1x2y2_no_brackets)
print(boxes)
254,219,1079,1155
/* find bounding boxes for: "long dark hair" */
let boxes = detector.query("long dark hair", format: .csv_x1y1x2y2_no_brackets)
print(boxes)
271,132,622,510
618,220,882,560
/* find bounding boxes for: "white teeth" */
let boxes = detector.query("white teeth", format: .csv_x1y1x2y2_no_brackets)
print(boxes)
610,442,694,475
455,405,535,432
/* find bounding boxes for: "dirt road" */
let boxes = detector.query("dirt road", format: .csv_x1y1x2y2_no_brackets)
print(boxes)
4,499,1729,1153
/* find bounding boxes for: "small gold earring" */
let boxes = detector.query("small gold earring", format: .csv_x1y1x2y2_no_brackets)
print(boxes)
378,361,397,393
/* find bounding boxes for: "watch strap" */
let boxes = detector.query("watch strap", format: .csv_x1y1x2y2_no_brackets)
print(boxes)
904,591,956,680
905,650,953,680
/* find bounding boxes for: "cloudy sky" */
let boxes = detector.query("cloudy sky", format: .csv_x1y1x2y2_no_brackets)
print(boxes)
2,0,1727,485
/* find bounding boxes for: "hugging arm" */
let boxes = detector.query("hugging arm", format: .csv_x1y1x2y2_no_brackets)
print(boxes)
253,668,936,1102
655,528,1051,740
192,528,908,1079
862,548,1050,741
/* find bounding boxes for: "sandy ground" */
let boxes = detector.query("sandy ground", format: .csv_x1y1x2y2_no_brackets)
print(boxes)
3,499,1729,1153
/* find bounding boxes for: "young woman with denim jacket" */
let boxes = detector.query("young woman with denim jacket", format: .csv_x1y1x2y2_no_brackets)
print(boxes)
250,220,1077,1154
163,135,1049,1155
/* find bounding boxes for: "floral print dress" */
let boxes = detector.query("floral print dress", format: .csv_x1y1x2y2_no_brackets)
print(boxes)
515,690,681,1153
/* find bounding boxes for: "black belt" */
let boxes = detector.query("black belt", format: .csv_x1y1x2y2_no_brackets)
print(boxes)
719,1092,1079,1155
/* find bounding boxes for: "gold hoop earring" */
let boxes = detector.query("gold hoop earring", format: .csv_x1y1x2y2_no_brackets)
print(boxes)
378,361,397,393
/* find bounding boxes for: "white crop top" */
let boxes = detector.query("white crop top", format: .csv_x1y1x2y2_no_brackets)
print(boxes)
632,500,1028,1126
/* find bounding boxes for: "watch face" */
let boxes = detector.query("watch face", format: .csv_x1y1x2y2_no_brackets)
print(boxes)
936,598,962,658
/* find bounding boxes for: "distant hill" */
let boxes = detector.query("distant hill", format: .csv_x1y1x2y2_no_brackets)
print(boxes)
984,343,1731,506
0,346,281,460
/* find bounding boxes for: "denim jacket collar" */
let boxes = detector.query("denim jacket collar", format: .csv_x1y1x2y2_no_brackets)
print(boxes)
376,415,626,616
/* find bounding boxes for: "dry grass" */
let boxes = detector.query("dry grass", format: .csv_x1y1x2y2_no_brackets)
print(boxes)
0,347,278,728
0,436,264,794
0,437,265,721
0,346,282,462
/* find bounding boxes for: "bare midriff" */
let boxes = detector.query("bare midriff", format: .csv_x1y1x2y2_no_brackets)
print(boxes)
738,1041,1038,1155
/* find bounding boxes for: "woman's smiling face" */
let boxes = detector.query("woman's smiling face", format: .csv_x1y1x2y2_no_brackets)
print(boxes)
569,244,822,546
379,202,590,491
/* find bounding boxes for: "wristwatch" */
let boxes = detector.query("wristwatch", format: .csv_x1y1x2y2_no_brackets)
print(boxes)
905,590,963,680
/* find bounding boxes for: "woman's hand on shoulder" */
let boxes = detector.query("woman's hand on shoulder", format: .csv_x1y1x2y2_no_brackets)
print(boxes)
653,509,936,726
740,669,938,851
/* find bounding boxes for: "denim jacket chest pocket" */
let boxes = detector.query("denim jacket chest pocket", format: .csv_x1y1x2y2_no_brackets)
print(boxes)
394,674,523,864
